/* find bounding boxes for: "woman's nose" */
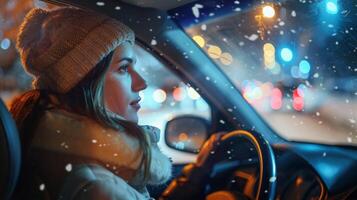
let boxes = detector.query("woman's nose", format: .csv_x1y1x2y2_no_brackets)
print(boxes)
132,70,147,92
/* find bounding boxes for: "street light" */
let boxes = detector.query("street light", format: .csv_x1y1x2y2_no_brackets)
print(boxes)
262,5,275,18
326,0,338,15
255,4,277,40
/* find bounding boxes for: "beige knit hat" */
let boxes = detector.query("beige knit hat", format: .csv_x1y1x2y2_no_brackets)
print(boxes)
16,7,135,93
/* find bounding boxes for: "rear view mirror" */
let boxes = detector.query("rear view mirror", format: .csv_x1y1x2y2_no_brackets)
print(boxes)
164,115,209,154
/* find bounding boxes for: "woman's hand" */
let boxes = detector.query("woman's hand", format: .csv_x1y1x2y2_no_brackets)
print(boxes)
159,133,225,200
195,132,225,168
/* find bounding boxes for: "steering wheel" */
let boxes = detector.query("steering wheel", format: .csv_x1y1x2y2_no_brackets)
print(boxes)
205,130,277,200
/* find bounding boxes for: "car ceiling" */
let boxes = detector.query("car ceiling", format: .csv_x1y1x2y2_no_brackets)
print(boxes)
108,0,197,10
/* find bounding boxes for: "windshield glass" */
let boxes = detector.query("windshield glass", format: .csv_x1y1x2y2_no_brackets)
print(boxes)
171,0,356,146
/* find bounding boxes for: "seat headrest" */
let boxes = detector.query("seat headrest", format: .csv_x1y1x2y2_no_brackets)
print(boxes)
0,99,21,200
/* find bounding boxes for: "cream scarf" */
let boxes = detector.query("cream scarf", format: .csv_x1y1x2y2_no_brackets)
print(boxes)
31,108,172,186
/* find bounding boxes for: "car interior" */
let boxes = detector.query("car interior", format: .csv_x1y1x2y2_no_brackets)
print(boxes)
0,0,356,199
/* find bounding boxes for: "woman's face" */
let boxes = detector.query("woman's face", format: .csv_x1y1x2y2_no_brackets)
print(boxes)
104,42,147,123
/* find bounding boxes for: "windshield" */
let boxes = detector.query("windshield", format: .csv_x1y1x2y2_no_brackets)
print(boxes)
172,0,356,146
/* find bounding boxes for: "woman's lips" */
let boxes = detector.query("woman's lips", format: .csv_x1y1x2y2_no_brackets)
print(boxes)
130,98,141,111
131,102,141,111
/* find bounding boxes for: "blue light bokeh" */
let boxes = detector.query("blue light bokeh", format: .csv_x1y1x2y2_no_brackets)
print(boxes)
280,48,293,62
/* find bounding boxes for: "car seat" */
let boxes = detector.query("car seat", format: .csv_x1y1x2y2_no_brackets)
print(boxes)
0,99,21,200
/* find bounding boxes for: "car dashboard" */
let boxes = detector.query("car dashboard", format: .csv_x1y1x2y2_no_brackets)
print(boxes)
273,142,357,200
149,141,357,200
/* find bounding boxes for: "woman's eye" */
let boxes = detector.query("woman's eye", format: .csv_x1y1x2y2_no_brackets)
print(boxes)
118,65,129,74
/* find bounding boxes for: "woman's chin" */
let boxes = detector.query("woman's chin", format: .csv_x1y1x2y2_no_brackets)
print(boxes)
147,145,173,185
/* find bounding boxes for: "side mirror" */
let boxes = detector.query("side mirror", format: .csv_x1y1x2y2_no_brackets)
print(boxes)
164,115,209,154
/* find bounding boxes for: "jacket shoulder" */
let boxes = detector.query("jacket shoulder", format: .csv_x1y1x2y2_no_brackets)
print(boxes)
58,164,148,200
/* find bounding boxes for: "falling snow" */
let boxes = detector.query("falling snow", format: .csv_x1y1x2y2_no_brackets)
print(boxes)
291,10,297,17
347,137,352,143
201,24,207,31
151,39,157,46
269,176,277,182
39,184,45,191
192,4,204,18
96,1,105,6
244,34,259,41
65,163,72,172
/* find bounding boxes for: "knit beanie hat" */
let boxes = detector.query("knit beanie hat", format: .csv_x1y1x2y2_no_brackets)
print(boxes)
16,7,135,93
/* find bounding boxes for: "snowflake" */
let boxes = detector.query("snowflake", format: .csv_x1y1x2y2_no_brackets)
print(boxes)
347,137,352,143
65,163,72,172
269,176,277,182
192,4,204,18
151,39,157,46
39,184,45,191
96,1,105,6
201,24,207,31
244,34,259,41
291,10,297,17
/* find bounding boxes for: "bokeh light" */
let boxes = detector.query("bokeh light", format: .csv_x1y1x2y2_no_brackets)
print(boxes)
178,132,189,141
262,5,276,18
207,45,222,59
290,66,300,78
187,87,201,100
0,38,11,50
153,89,166,103
192,35,205,48
326,0,338,15
293,89,304,111
280,48,293,62
299,60,311,74
219,52,233,65
271,88,282,110
173,87,186,101
263,43,276,69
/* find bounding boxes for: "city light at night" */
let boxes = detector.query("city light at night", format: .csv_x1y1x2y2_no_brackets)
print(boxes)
326,0,338,15
262,5,275,18
153,89,167,103
0,38,11,50
280,48,293,62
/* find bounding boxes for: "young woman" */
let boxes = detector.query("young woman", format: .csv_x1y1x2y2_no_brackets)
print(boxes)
11,7,173,199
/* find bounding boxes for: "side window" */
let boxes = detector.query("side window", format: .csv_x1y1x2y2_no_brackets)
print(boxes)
135,44,211,160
